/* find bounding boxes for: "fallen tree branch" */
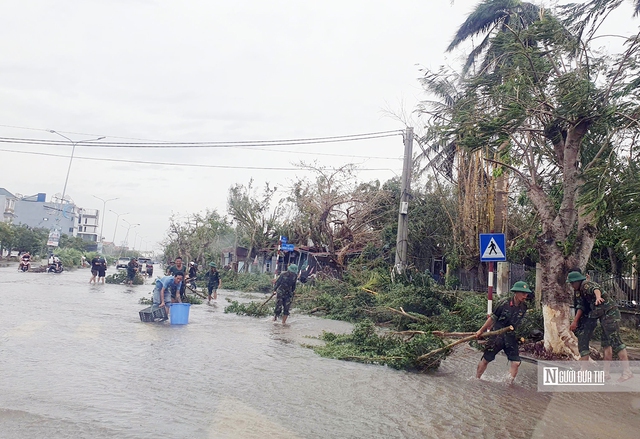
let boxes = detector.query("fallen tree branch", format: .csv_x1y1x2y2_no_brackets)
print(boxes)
185,284,207,300
361,288,379,295
431,331,475,338
417,326,514,363
384,307,431,323
308,306,326,314
392,330,428,336
339,355,406,361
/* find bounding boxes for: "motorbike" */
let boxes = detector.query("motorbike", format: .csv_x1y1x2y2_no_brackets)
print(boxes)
48,263,64,273
19,261,30,272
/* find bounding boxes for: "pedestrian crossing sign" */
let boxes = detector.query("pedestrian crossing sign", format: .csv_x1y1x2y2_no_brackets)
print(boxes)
479,233,506,262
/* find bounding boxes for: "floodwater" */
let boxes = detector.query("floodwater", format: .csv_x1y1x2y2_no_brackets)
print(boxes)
1,265,639,439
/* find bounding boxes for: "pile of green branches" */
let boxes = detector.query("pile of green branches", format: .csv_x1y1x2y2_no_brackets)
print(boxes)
224,299,273,317
105,270,144,285
312,320,446,371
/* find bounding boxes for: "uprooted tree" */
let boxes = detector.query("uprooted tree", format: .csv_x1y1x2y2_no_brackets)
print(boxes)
421,0,640,356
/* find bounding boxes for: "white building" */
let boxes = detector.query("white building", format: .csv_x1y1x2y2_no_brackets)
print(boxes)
77,208,99,243
0,188,17,223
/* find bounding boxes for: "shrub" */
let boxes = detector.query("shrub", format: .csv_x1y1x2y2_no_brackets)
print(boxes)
55,248,84,268
220,272,274,293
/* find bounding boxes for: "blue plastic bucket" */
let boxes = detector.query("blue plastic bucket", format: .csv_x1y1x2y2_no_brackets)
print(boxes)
169,303,191,325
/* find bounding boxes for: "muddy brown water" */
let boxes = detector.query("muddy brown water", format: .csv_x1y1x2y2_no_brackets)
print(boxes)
1,265,639,438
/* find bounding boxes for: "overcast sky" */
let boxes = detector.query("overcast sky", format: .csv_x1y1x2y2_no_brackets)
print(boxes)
1,0,637,253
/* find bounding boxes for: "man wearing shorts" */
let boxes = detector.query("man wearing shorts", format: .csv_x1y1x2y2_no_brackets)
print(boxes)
475,281,532,384
97,255,107,284
568,271,633,381
204,262,221,304
126,258,138,285
89,255,101,283
153,272,184,315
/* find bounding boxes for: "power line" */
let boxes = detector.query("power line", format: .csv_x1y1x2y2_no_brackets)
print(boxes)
236,146,402,160
0,124,404,144
0,130,403,148
0,148,401,173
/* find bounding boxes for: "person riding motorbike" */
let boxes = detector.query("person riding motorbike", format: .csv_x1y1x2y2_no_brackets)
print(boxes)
48,254,63,272
19,252,32,271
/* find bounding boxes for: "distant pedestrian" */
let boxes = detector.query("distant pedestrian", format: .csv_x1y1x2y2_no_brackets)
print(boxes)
273,264,298,325
97,255,107,284
126,258,138,285
188,261,198,289
475,281,532,384
204,262,221,304
90,255,101,284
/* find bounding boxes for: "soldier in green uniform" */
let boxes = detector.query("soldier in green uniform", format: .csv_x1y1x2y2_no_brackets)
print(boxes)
568,269,597,362
475,281,532,384
273,264,298,325
567,271,633,381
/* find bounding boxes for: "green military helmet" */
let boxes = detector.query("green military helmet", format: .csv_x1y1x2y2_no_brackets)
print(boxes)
209,262,217,268
511,281,532,294
566,271,586,283
287,264,299,273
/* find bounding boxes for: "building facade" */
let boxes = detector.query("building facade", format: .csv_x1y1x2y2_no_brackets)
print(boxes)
13,193,78,235
0,188,17,223
77,208,99,243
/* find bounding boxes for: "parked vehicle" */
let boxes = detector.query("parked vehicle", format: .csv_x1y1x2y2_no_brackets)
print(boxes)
116,257,130,269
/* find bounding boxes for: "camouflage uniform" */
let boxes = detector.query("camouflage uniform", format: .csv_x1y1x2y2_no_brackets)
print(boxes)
573,287,597,358
482,295,528,363
274,271,297,318
576,280,626,355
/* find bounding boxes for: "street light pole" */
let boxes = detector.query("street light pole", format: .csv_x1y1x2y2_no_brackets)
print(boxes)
132,231,139,251
93,195,118,247
50,131,105,219
122,219,140,250
110,209,129,245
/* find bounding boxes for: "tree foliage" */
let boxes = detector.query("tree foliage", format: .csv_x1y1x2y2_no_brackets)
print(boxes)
163,210,233,266
421,0,640,355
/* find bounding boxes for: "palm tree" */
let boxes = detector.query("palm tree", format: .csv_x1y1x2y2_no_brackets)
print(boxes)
447,0,540,75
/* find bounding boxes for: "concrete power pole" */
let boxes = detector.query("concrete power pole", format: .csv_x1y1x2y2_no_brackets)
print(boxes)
395,127,413,273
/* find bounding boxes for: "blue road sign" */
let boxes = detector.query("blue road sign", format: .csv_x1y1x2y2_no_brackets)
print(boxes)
281,243,295,252
479,233,506,262
280,236,288,244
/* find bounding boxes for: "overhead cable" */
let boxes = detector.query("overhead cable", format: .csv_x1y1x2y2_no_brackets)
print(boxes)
0,148,401,173
0,130,403,148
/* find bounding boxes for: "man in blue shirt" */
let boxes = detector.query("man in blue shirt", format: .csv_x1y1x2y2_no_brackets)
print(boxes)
153,272,184,315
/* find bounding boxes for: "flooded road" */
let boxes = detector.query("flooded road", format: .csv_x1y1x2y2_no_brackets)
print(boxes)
1,265,639,438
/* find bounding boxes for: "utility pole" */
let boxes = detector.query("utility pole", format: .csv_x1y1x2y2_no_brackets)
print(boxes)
395,127,413,273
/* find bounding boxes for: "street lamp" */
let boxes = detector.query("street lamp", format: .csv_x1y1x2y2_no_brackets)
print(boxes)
122,219,140,249
50,131,105,218
110,209,129,244
132,230,139,251
93,195,118,246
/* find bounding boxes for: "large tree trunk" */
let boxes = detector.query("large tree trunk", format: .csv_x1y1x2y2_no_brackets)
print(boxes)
538,243,580,358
